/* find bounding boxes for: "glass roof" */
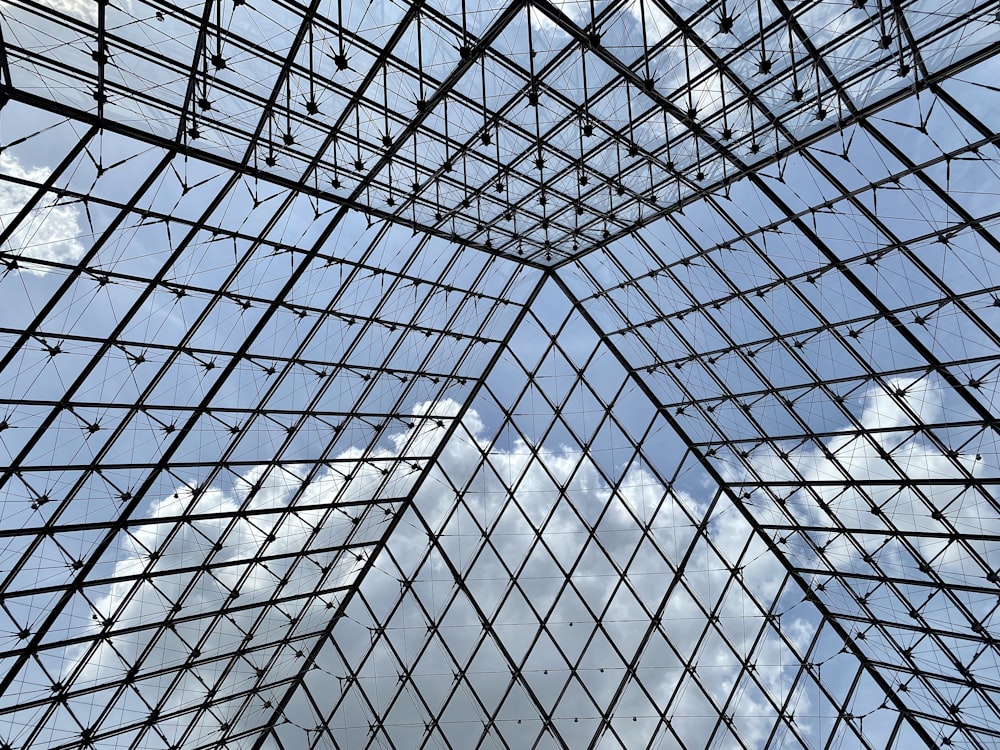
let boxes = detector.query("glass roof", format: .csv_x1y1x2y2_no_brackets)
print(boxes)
1,0,1000,746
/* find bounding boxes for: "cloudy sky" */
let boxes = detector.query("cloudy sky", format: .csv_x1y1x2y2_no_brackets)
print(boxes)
55,370,979,749
1,0,999,746
0,152,86,274
63,394,820,749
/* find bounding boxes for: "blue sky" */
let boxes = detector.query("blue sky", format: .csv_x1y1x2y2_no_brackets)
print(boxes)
1,0,1000,746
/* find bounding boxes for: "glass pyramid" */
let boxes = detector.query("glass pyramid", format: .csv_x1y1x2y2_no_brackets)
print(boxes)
0,0,999,746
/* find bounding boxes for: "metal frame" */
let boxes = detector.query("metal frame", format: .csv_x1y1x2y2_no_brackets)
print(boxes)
1,0,999,746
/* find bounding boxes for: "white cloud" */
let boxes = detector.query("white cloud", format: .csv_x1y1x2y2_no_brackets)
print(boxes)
10,0,133,25
0,152,86,276
705,377,1000,743
63,400,460,748
37,0,97,23
735,378,996,576
61,398,812,748
277,405,814,748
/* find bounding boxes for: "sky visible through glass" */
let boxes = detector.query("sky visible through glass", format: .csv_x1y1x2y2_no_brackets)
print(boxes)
0,0,999,746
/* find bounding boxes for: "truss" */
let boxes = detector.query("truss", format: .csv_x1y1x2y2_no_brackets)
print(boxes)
0,0,999,746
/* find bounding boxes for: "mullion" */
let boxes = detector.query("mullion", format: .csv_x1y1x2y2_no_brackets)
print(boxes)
731,573,869,750
765,615,877,750
0,166,519,311
1,16,976,268
0,124,97,253
182,0,329,172
500,4,772,253
404,496,582,748
306,604,396,742
411,430,557,613
311,608,400,750
0,165,245,710
512,424,816,750
815,663,871,750
774,126,1000,392
700,533,823,749
641,214,928,439
245,267,545,748
403,592,506,748
0,124,103,380
578,237,866,458
0,327,502,380
720,449,968,747
506,351,815,706
0,72,527,262
612,221,996,628
192,0,567,252
0,529,380,611
0,402,462,423
387,0,651,254
865,653,1000,700
723,6,1000,444
198,405,430,743
4,2,537,256
105,538,374,749
594,478,816,749
596,491,757,749
788,560,1000,595
590,132,1000,331
419,424,630,735
390,401,639,741
537,356,697,516
193,227,432,499
48,568,367,750
601,238,880,480
363,555,501,747
351,588,459,750
0,161,246,540
296,678,345,750
803,602,1000,652
43,663,311,750
389,0,736,258
43,210,430,748
609,245,1000,346
656,360,1000,421
200,251,526,747
796,146,1000,321
327,505,513,747
621,488,858,749
856,113,1000,304
0,0,997,744
42,209,398,732
319,534,494,748
546,16,1000,263
5,0,992,264
0,456,449,475
476,0,761,255
325,0,534,246
722,474,1000,490
656,178,1000,699
558,273,941,747
309,352,545,745
698,528,779,748
4,573,360,713
495,343,712,626
638,278,993,750
662,230,987,489
108,223,450,596
524,0,984,258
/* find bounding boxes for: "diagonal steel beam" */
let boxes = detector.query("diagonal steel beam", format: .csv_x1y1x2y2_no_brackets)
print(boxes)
551,271,940,748
247,268,548,750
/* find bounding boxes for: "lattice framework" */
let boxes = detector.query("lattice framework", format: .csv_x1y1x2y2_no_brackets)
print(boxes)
1,0,999,746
